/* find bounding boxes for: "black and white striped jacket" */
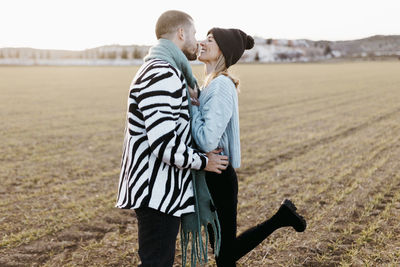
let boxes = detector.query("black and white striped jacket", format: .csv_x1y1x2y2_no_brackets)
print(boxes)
116,59,207,217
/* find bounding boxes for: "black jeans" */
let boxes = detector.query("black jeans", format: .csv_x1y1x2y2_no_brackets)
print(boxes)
206,165,282,267
135,207,180,267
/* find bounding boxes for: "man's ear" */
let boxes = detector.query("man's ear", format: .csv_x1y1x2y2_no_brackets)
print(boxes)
177,28,184,41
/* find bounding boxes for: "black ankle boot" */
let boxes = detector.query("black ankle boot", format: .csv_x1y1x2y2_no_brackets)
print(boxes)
273,199,307,232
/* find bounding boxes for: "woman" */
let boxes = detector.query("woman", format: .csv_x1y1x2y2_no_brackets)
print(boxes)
189,28,307,266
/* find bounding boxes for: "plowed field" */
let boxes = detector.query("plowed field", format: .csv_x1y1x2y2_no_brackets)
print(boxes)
1,62,399,266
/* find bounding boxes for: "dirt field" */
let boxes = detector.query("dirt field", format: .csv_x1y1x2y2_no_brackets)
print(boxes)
1,62,399,266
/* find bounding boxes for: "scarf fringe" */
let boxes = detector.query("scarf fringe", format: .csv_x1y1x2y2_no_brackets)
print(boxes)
181,221,221,267
180,170,221,267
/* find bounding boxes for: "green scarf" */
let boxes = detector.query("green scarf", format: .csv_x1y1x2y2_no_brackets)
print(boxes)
144,39,221,266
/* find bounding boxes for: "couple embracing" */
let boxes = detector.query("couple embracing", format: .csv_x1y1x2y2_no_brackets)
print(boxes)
115,10,306,267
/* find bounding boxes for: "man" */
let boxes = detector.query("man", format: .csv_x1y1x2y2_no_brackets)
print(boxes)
115,10,229,267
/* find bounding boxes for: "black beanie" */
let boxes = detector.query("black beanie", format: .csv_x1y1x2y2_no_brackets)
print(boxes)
208,27,254,68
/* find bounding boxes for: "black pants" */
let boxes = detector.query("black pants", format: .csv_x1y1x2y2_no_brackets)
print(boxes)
206,165,283,267
135,207,180,267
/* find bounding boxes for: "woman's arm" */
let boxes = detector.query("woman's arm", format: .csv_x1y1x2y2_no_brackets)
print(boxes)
191,76,235,152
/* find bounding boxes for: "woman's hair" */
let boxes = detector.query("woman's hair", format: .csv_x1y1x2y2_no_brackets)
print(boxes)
203,54,240,92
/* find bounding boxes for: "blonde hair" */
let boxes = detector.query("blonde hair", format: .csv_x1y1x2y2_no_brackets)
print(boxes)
203,54,240,92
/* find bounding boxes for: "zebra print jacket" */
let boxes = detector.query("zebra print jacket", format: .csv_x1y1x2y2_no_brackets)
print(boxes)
115,59,208,217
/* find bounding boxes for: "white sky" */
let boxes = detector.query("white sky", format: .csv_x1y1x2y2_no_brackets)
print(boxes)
1,0,400,50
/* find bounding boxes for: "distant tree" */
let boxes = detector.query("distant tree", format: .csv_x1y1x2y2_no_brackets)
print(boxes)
324,45,332,56
98,51,105,59
133,48,142,59
107,51,117,59
266,38,273,45
277,53,288,61
254,52,260,62
121,49,128,59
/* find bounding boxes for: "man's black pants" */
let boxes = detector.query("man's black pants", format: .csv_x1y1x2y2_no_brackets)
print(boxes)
135,207,180,267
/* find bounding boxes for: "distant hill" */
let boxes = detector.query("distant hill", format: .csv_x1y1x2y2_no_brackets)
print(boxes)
242,35,400,63
323,35,400,57
1,35,400,65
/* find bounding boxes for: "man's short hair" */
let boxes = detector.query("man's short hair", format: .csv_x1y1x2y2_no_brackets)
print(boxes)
155,10,193,39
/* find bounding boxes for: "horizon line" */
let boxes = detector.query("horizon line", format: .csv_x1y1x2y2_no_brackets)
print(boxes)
1,33,399,52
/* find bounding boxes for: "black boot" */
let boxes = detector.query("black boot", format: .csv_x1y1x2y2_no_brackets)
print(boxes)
273,199,307,232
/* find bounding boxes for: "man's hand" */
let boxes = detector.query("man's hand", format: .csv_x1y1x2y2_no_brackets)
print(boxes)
204,148,229,174
188,85,199,99
188,85,200,106
191,97,200,106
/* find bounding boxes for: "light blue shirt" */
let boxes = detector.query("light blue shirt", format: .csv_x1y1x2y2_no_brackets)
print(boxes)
191,75,241,168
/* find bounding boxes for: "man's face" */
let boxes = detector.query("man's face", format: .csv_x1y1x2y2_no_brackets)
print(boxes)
182,21,198,61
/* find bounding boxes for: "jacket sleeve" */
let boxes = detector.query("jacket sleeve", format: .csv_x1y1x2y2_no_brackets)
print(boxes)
136,68,207,170
191,77,234,152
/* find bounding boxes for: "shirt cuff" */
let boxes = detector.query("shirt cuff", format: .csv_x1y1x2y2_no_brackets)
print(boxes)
191,152,208,170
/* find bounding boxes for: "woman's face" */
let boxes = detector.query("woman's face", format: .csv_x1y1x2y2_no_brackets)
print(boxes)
198,33,222,63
